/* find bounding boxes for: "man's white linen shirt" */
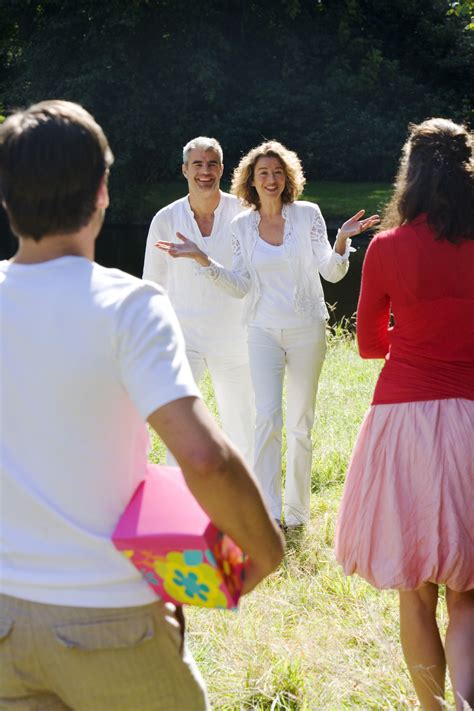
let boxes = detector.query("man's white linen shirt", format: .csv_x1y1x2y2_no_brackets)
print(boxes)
143,192,247,358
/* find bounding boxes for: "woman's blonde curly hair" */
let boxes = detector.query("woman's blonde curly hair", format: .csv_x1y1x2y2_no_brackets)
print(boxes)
231,140,306,209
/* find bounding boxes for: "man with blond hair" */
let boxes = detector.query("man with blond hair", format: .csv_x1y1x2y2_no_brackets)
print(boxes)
143,137,254,466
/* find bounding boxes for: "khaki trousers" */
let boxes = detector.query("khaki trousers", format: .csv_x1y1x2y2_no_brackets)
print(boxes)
0,594,209,710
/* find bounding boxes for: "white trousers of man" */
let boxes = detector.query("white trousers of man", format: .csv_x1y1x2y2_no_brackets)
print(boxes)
166,350,255,468
247,322,327,526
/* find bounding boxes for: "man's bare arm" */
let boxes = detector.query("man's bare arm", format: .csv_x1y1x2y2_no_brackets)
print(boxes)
148,396,284,594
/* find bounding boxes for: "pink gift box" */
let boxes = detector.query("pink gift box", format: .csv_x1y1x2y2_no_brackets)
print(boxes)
112,464,245,609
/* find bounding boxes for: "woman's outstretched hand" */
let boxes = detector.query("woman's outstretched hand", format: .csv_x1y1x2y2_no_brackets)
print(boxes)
339,210,380,238
155,232,211,267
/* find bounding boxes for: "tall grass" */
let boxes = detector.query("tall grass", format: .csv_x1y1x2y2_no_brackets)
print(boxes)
148,330,458,709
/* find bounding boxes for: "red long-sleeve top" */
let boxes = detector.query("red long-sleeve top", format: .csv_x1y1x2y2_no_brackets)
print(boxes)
357,215,474,405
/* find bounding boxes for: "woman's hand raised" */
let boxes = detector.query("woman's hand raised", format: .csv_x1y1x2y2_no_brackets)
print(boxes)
339,210,380,238
334,210,380,255
155,232,211,267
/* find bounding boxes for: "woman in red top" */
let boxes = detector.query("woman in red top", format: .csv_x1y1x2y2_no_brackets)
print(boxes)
335,118,474,710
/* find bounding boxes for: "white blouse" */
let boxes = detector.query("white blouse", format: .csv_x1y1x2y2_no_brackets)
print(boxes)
200,201,352,324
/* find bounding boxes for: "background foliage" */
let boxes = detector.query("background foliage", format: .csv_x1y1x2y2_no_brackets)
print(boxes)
0,0,472,221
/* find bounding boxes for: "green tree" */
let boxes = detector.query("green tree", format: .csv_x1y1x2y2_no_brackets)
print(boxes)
0,0,471,220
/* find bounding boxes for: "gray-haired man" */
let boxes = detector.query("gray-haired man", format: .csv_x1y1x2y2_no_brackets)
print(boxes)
143,137,254,465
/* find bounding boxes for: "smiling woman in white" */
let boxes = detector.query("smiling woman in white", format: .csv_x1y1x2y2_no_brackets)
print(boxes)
157,141,379,528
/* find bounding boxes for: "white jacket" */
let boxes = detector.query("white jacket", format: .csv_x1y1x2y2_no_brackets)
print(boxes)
202,201,352,323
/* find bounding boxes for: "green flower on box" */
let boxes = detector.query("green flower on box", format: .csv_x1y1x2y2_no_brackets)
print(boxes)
153,550,228,608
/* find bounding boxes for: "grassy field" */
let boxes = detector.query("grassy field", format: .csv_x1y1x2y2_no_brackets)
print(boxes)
148,330,456,710
129,180,392,224
301,182,392,222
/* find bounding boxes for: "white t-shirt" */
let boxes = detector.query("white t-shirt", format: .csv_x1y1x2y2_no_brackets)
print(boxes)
143,192,247,357
0,257,200,607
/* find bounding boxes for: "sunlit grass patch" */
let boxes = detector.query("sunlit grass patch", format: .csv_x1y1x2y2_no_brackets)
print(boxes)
302,181,392,221
185,491,421,709
133,180,392,223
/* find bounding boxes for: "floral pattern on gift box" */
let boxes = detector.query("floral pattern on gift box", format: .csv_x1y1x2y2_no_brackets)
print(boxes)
211,535,245,597
152,550,228,608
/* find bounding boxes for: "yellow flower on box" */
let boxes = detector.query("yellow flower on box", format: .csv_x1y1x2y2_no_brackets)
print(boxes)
153,550,228,608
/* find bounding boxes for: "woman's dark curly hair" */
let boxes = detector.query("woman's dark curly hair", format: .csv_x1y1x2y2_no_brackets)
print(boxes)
380,118,473,242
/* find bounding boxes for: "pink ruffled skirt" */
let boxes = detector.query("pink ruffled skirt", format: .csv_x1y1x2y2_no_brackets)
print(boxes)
335,398,474,591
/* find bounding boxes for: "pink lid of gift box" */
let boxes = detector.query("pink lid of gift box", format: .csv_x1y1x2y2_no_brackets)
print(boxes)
112,464,219,549
112,463,245,609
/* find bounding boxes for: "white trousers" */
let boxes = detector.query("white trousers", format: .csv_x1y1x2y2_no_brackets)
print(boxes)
248,322,327,526
167,349,255,467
